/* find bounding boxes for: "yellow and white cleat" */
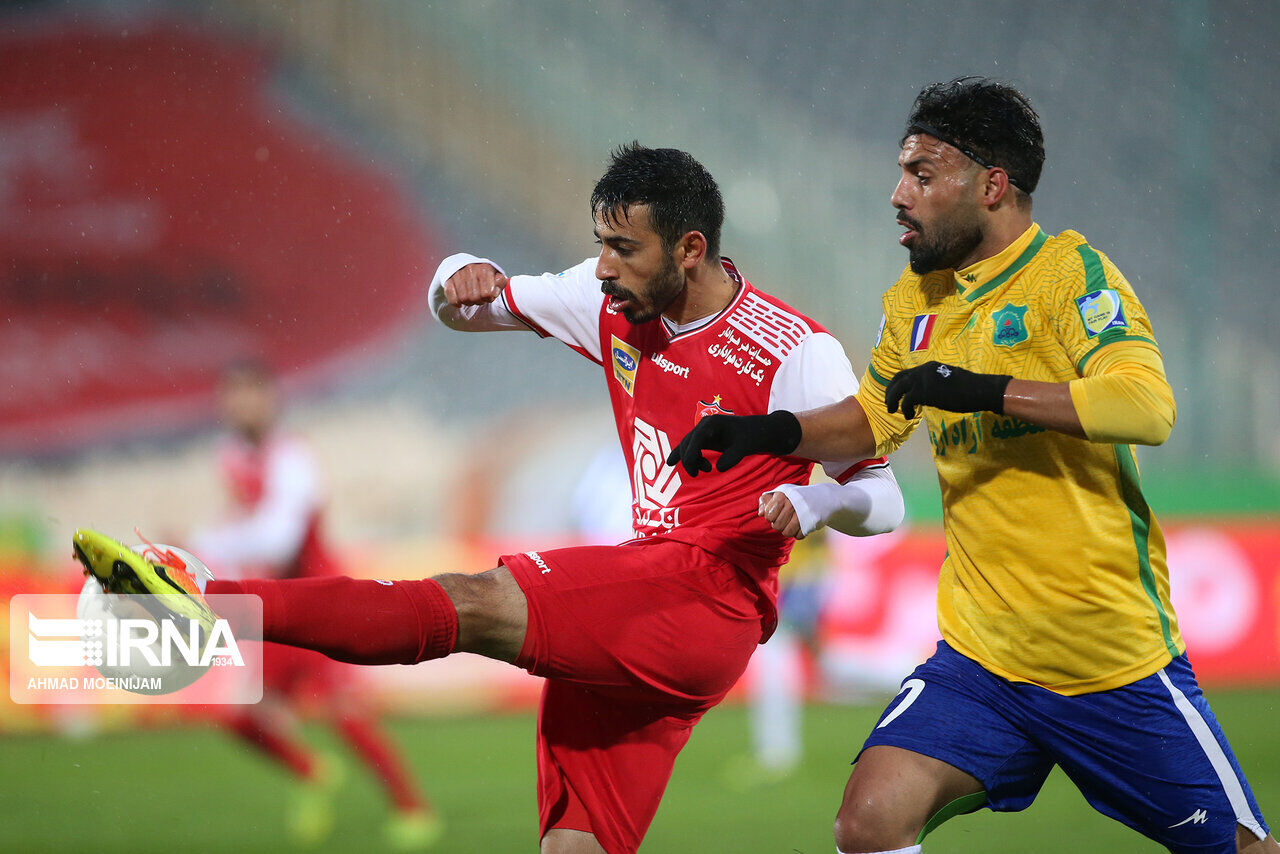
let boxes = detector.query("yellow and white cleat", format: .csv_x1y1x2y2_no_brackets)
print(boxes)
72,528,219,639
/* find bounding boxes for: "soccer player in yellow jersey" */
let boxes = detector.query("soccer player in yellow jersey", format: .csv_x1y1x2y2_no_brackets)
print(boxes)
672,77,1275,854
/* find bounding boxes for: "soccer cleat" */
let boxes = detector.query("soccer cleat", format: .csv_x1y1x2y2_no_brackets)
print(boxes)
287,751,343,846
71,528,219,640
385,807,444,850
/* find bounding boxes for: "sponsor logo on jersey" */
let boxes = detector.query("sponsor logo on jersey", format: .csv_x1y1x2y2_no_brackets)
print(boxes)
650,352,690,378
992,303,1029,346
1075,288,1129,338
631,416,681,530
611,335,641,395
909,313,937,351
696,395,733,420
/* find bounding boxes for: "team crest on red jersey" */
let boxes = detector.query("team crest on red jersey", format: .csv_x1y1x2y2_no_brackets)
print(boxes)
696,395,733,420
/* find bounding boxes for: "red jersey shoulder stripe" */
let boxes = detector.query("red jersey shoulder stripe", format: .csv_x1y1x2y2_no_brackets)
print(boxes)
500,285,552,338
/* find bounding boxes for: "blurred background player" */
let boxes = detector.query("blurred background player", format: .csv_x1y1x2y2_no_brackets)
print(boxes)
190,360,439,848
725,527,832,787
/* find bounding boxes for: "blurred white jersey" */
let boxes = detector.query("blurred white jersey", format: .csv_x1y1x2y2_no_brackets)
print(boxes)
191,433,336,580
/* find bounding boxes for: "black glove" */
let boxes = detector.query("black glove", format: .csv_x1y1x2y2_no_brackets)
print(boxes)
666,411,802,476
885,362,1011,420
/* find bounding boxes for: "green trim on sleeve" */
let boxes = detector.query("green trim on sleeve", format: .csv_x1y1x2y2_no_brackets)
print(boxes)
1077,243,1109,294
867,363,891,387
963,228,1049,303
1114,445,1179,658
1076,334,1160,373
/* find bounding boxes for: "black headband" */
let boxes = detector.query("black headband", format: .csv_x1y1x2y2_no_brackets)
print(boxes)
908,121,1024,191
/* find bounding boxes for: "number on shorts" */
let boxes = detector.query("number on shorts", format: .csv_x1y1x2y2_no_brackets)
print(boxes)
876,678,925,729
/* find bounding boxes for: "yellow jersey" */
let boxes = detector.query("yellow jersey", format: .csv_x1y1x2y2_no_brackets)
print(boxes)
856,223,1183,694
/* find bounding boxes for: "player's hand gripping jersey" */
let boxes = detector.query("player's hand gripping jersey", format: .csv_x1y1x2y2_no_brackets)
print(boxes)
857,224,1182,694
432,253,892,631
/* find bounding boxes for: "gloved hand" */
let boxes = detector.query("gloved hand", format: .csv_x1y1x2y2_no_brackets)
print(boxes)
667,411,802,476
886,362,1011,420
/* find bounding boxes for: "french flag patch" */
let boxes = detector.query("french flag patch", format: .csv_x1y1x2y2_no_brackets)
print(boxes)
910,313,937,351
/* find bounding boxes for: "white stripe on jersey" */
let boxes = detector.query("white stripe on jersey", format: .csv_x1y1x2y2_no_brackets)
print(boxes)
1156,668,1266,840
726,292,814,362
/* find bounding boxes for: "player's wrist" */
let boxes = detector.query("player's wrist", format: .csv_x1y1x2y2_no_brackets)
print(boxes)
972,372,1013,414
760,410,802,455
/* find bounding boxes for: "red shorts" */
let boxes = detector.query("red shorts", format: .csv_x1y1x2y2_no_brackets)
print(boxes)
500,537,766,854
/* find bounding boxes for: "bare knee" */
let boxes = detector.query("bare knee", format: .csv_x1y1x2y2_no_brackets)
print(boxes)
434,568,527,662
833,799,916,853
541,828,607,853
833,746,983,853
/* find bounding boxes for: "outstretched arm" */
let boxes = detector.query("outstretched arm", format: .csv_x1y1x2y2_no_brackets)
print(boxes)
760,464,903,539
428,253,526,332
667,398,879,476
884,343,1174,446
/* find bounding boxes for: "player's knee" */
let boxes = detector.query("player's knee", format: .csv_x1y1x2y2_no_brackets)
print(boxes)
833,801,914,853
435,568,527,661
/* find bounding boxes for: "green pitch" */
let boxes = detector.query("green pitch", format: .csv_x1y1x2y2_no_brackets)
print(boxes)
4,689,1277,852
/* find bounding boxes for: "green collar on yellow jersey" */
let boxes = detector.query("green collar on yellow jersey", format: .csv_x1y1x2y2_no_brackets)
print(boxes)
954,224,1049,303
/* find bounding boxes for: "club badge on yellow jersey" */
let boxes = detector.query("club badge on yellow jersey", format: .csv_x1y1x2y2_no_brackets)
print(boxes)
992,303,1029,347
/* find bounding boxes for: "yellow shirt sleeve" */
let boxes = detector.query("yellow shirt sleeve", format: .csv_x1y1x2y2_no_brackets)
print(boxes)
856,289,920,458
1068,342,1176,445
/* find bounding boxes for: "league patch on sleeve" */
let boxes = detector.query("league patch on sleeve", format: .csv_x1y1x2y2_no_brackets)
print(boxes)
874,314,886,347
1075,288,1129,338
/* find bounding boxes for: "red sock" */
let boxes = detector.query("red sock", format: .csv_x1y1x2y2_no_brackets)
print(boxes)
206,577,458,665
222,710,316,780
337,714,428,812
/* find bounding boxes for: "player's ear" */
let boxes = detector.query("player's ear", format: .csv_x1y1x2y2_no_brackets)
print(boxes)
982,167,1013,209
675,230,707,270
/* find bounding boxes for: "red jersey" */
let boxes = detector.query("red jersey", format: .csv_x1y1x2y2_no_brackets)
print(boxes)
499,257,885,624
193,433,337,580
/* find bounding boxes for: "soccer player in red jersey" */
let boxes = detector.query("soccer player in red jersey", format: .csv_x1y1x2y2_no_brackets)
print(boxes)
84,144,903,854
193,362,438,848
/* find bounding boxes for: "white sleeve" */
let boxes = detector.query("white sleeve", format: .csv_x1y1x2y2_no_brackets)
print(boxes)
429,253,527,332
190,443,319,577
768,465,904,538
499,258,605,362
429,253,605,362
767,331,876,481
764,331,902,538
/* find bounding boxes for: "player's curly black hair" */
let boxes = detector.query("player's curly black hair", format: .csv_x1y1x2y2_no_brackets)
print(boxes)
590,142,724,260
903,76,1045,195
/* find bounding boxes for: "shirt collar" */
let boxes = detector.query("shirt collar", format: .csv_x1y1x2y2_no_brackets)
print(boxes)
953,223,1044,299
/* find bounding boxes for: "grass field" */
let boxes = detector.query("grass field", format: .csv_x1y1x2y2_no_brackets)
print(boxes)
3,688,1278,852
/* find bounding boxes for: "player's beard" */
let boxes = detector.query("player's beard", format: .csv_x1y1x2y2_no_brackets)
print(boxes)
905,205,984,275
616,254,685,325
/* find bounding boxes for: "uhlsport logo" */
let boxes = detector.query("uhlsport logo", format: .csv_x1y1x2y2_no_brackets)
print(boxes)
10,591,262,704
650,352,689,378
